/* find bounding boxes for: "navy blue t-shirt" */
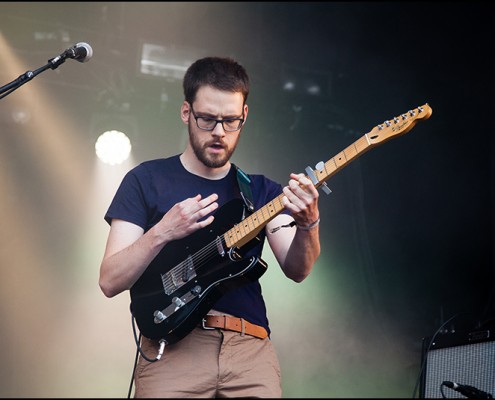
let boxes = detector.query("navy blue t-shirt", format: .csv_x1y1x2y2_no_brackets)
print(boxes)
104,155,285,335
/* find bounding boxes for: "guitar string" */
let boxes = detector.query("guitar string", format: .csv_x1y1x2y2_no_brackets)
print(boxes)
172,217,259,279
168,201,282,285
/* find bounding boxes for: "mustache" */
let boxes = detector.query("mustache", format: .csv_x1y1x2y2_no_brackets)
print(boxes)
205,140,226,148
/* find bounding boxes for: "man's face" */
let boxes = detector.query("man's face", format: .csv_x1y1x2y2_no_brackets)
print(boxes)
182,86,248,169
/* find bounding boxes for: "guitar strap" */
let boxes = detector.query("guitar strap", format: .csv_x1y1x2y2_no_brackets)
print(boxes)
232,163,255,214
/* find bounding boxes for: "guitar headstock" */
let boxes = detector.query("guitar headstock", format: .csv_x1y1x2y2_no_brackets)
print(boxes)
367,103,432,145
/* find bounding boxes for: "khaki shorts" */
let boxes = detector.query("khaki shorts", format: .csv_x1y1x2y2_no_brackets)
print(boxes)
134,326,282,398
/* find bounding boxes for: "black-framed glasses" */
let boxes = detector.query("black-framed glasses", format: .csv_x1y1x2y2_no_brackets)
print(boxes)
190,105,244,132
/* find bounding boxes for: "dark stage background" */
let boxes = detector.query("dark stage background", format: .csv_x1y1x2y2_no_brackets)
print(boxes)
0,2,493,397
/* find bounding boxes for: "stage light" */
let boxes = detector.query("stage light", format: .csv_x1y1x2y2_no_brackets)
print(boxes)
11,106,32,124
306,83,321,96
140,43,204,81
283,81,296,91
90,111,138,165
95,130,132,165
281,64,331,98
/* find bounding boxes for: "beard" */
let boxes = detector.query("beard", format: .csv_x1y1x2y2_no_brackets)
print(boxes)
188,125,240,168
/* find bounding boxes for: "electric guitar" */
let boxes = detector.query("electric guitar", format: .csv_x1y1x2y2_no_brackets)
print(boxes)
130,103,433,344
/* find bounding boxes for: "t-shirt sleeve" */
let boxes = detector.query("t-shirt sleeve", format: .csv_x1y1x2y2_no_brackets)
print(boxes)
104,166,149,229
255,175,291,216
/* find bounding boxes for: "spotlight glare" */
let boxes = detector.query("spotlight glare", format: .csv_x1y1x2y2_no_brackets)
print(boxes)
12,108,31,124
306,84,321,95
95,130,132,165
283,81,295,91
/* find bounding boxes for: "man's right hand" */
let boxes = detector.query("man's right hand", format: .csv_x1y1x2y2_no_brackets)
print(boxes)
157,193,219,242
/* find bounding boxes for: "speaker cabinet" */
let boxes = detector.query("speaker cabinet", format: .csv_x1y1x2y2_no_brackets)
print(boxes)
420,328,495,398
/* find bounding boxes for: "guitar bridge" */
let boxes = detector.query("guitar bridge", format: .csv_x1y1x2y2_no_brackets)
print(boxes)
161,255,197,295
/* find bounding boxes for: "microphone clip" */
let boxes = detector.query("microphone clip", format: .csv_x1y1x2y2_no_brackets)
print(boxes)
48,54,67,70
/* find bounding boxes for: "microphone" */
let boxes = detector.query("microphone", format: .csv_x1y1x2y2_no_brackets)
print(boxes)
443,381,493,399
0,41,93,97
62,42,93,63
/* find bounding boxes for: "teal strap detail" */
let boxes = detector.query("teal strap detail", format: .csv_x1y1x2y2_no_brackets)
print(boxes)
234,164,254,212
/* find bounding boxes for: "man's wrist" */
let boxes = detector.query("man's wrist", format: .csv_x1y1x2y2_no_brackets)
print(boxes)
296,218,320,231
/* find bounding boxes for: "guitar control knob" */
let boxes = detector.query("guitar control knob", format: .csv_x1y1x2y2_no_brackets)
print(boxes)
191,285,202,295
172,296,185,307
154,310,166,323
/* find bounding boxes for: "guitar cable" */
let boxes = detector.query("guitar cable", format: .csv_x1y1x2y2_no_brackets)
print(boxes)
412,311,480,398
411,313,461,398
131,311,167,362
127,311,167,398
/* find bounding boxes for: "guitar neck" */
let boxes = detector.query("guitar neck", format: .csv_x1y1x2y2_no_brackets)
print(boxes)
223,103,432,249
223,133,372,249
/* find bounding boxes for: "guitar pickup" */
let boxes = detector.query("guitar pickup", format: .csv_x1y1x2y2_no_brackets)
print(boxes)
182,255,196,282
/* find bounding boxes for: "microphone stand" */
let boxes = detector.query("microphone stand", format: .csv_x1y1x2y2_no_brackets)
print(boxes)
0,53,68,100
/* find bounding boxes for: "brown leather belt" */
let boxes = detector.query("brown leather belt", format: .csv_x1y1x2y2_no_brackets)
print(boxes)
201,315,268,339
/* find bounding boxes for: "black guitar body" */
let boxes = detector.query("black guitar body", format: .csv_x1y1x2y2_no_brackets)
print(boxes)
130,198,268,344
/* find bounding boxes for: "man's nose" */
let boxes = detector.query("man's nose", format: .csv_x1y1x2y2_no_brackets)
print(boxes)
211,121,226,136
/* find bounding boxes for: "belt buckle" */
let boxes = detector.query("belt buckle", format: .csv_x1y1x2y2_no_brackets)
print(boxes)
201,317,216,330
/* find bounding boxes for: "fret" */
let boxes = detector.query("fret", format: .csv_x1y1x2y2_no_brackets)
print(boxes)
333,151,347,167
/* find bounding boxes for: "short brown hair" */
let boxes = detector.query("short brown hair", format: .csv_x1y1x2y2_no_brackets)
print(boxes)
183,57,250,105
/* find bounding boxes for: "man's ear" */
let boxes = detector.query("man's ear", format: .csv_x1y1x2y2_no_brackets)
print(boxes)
243,103,249,124
180,101,190,125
